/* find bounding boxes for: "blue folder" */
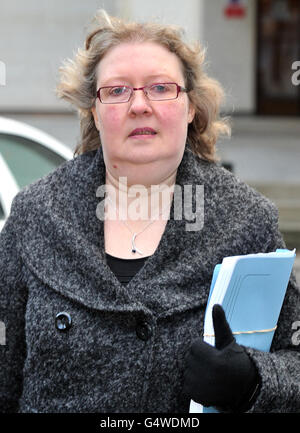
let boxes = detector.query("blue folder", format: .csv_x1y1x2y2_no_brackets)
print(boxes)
189,248,296,413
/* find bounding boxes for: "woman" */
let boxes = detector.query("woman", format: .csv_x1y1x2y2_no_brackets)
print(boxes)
0,10,299,413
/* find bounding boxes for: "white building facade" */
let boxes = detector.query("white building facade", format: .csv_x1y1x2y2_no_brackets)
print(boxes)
2,0,297,116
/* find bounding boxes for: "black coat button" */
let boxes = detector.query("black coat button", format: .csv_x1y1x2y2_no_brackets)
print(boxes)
55,312,72,332
136,320,152,341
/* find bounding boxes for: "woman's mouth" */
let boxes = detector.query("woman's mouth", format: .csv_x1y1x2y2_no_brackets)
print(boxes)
129,127,157,137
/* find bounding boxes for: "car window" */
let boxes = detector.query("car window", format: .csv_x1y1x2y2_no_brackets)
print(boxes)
0,133,66,188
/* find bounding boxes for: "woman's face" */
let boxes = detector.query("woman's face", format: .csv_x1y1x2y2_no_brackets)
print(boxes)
92,41,195,186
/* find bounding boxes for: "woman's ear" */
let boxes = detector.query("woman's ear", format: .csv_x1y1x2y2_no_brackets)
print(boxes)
188,102,195,124
91,105,100,131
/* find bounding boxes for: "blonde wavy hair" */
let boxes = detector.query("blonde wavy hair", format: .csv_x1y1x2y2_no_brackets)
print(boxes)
56,9,230,161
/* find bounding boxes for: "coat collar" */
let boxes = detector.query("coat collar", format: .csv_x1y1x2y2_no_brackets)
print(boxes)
21,144,218,317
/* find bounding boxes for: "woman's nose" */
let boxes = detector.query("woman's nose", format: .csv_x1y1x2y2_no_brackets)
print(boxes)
128,89,153,116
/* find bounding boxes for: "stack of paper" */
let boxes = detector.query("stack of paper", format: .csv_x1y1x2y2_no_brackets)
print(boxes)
189,249,296,413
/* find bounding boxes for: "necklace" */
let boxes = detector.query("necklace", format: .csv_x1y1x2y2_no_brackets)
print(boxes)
105,194,171,255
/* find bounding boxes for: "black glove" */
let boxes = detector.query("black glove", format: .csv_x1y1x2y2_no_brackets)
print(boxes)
183,304,260,412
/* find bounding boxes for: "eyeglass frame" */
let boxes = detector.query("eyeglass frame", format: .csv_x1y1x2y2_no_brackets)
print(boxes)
96,82,188,104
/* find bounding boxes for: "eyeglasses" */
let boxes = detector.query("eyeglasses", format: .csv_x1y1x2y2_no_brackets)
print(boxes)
96,82,188,104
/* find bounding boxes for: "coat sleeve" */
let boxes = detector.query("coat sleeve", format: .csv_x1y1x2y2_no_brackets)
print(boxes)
0,193,28,413
245,213,300,413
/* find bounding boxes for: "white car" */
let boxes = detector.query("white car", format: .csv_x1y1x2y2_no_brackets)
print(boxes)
0,116,73,231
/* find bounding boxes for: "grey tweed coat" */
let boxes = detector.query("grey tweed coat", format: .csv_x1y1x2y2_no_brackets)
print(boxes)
0,145,299,413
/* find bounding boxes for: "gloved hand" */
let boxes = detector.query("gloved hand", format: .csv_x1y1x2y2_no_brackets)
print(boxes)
183,304,260,412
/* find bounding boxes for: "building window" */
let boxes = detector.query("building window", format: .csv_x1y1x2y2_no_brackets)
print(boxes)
257,0,300,115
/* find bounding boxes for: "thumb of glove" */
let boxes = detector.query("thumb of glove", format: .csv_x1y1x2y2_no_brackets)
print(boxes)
213,304,235,350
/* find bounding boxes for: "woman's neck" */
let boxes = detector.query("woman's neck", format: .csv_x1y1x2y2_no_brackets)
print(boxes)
104,169,176,222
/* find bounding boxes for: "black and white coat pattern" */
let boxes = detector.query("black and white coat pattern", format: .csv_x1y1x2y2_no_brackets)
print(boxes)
0,145,299,413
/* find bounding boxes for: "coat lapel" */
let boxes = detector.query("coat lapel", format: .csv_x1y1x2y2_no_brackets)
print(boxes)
21,145,218,316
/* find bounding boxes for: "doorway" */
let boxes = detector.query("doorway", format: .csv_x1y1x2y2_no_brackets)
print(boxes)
257,0,300,115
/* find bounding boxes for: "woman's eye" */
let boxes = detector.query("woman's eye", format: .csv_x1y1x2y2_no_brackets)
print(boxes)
110,87,126,96
152,84,168,93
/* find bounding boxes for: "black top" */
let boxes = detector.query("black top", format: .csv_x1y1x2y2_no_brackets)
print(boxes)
105,253,151,285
